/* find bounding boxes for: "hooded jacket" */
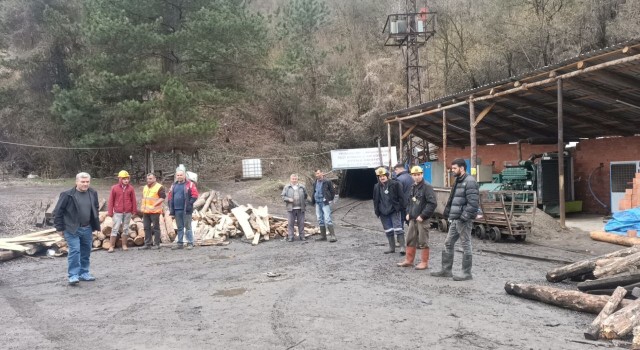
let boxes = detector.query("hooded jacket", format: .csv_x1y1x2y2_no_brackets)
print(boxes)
108,178,137,216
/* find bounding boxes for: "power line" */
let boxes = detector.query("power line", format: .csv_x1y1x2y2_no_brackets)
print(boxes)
220,150,332,160
0,140,120,150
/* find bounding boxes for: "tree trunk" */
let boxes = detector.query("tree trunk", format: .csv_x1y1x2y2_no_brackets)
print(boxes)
578,273,640,292
584,286,627,340
601,299,640,339
590,231,640,246
101,216,114,236
633,325,640,350
594,252,640,279
546,246,640,282
193,191,210,210
504,281,631,314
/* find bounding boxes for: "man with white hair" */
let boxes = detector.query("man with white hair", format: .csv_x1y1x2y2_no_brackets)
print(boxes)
168,168,199,250
53,172,101,285
281,173,308,242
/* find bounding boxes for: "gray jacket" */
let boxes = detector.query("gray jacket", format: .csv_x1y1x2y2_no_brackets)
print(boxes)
281,184,308,211
443,173,479,222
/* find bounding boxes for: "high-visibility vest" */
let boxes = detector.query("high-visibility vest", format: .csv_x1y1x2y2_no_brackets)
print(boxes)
142,183,164,214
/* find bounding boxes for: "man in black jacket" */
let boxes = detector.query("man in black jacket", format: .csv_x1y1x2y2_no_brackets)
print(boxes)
431,158,479,281
373,167,406,255
53,172,101,285
311,169,336,242
397,166,437,270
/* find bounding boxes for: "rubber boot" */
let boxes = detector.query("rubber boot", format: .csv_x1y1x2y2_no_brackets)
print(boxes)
453,254,473,281
415,248,430,270
328,225,337,242
397,246,416,267
315,226,327,241
121,235,128,251
431,251,454,277
108,236,117,253
384,235,395,254
397,234,406,256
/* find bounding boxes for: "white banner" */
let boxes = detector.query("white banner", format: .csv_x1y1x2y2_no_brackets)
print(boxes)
331,147,397,170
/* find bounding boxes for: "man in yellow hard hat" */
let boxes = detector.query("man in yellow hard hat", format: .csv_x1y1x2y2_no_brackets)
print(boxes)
397,165,437,270
373,167,406,255
107,170,137,252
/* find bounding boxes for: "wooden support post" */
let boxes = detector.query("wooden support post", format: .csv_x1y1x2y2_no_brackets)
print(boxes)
442,107,448,187
398,122,403,165
387,122,392,170
557,78,566,229
469,97,477,173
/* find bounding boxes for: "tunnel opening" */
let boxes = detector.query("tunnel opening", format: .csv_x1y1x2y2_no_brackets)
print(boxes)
339,168,378,200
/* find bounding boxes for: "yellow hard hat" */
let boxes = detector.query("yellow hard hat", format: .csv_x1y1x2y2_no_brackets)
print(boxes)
118,170,130,178
410,166,424,174
375,167,388,177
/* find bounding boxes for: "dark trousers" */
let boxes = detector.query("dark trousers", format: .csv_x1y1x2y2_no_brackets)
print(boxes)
287,209,305,238
143,213,162,246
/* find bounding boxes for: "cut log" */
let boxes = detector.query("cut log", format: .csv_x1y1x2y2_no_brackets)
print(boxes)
231,206,254,240
101,216,114,236
133,235,145,246
546,246,640,282
23,243,44,256
600,299,640,339
159,214,170,243
99,211,108,223
633,325,640,350
193,191,210,210
578,273,640,292
0,250,20,262
98,198,107,211
45,196,59,219
504,281,631,314
594,252,640,278
136,222,145,238
590,231,640,246
92,239,102,248
97,231,106,241
202,190,215,214
584,286,628,340
102,240,111,250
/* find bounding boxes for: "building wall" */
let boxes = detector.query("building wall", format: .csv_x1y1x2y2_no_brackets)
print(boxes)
435,136,640,214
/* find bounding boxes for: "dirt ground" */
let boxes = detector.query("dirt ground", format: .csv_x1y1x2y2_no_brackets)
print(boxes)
0,178,630,349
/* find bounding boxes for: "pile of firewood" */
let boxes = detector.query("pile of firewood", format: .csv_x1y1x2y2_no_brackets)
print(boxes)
0,189,320,260
506,246,640,347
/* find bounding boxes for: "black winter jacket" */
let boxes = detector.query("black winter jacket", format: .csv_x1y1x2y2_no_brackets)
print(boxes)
406,180,437,221
395,171,413,209
443,173,479,222
373,179,404,216
311,179,335,205
53,187,101,234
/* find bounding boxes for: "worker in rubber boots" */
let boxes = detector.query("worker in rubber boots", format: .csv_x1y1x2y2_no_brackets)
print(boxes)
397,166,437,270
311,169,337,242
431,158,479,281
107,170,137,253
139,173,166,250
373,167,406,255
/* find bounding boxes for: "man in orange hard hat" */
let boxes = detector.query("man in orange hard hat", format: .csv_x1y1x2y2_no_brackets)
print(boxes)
107,170,137,252
397,165,437,270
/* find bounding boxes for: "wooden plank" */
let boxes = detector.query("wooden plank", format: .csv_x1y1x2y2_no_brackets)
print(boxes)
231,206,254,240
401,124,417,140
45,196,59,219
472,103,495,127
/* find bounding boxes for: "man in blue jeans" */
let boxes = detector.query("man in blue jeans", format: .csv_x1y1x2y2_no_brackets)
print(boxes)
53,172,101,285
168,169,199,250
311,169,336,242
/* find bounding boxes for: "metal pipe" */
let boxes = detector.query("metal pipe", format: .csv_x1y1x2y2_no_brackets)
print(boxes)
557,79,566,229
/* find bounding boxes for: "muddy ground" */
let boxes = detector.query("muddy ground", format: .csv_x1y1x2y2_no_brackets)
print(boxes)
0,179,628,349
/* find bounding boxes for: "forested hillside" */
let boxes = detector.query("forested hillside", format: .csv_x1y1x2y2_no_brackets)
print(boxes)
1,0,638,177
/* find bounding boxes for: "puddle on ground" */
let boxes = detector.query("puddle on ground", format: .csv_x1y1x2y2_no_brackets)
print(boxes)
208,255,230,260
213,288,247,297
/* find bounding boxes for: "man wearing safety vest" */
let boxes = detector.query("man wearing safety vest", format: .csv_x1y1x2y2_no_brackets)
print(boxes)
139,173,166,250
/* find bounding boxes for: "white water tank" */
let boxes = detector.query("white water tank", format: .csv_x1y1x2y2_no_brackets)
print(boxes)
242,159,262,179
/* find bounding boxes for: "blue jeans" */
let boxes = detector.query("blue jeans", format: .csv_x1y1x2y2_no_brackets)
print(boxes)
64,226,93,278
174,210,193,245
315,202,333,227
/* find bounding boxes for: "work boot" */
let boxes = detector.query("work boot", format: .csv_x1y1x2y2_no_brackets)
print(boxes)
151,245,161,250
287,236,294,242
138,245,150,250
186,244,194,250
397,246,416,267
453,254,473,281
397,234,406,256
431,251,454,277
328,225,337,243
316,226,327,241
108,236,117,253
121,235,128,251
171,244,184,250
384,235,395,254
415,248,430,270
299,233,307,241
